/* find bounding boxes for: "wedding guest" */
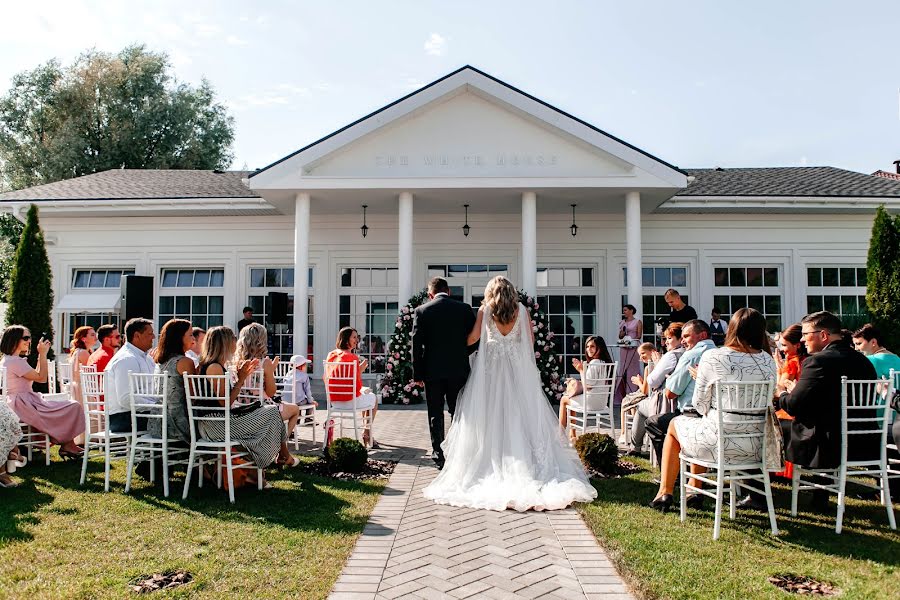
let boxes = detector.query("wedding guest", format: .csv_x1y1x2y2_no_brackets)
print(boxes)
237,307,255,332
235,323,301,456
199,326,294,470
852,324,900,381
105,318,156,433
649,308,776,512
2,326,84,459
87,324,120,372
68,326,97,406
325,327,378,447
616,304,643,403
150,319,195,442
618,342,656,445
664,289,698,326
645,319,715,465
285,355,314,405
0,393,23,487
186,327,205,367
558,335,613,441
627,323,685,455
774,324,807,420
709,308,727,346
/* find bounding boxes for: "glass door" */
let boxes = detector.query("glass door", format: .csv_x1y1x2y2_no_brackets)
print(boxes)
428,264,508,307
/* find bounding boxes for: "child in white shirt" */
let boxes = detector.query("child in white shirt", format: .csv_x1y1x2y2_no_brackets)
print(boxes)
284,355,315,405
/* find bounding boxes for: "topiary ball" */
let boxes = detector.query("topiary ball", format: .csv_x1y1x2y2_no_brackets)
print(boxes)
325,437,368,473
574,432,619,475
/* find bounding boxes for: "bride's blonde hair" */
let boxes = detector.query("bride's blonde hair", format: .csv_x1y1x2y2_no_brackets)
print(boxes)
483,276,519,324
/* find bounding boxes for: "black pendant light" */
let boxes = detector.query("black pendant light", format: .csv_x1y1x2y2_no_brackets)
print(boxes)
462,204,471,237
360,204,369,238
570,203,578,237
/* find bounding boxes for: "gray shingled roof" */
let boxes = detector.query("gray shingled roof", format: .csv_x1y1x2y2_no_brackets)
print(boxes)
678,167,900,197
0,169,257,201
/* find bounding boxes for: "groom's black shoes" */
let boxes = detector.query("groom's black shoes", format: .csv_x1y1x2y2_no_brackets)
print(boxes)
433,455,445,470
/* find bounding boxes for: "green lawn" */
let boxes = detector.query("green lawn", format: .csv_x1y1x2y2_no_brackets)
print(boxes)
0,452,384,600
580,459,900,600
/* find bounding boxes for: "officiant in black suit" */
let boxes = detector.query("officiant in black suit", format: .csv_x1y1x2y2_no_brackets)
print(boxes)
413,277,477,468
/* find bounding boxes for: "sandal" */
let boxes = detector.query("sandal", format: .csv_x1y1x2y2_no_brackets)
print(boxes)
0,473,19,488
59,447,84,460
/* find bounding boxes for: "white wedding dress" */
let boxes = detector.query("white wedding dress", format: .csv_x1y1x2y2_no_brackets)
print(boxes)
422,303,598,512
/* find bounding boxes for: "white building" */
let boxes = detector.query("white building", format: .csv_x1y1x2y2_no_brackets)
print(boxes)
2,66,899,380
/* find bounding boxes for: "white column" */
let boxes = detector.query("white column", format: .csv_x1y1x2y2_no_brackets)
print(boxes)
625,191,642,317
521,191,537,296
398,191,414,305
293,192,310,359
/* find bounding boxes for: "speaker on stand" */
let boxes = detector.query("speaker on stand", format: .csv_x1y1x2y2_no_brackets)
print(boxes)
120,275,154,323
268,291,289,357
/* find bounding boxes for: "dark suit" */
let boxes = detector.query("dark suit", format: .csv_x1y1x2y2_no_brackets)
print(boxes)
779,340,879,469
412,294,476,461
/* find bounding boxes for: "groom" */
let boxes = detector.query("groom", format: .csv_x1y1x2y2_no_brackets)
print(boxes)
413,277,477,469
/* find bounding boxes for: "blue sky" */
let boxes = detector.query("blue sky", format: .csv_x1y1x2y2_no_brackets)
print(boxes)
3,1,899,174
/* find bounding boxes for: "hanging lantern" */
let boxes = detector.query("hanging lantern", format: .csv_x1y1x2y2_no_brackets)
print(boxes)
462,204,470,237
570,203,578,237
360,204,369,238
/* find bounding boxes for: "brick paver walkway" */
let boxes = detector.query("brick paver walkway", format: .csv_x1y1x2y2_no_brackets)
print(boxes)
315,404,634,600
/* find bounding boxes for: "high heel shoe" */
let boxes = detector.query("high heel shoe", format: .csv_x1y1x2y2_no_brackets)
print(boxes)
649,494,674,513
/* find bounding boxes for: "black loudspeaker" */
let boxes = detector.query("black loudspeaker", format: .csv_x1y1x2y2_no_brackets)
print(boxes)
269,291,289,324
120,275,154,322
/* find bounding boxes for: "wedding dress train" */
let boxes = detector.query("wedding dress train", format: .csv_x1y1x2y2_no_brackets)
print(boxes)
422,303,598,511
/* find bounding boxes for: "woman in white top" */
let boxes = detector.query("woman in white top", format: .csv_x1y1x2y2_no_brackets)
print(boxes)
68,326,97,445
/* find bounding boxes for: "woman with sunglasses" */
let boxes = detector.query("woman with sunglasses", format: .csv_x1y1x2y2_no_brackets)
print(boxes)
2,325,84,460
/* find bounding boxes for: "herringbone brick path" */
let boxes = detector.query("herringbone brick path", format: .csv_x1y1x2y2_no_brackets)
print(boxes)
320,405,633,600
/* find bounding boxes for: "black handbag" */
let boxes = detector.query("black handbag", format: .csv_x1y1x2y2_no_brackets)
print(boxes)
230,400,261,417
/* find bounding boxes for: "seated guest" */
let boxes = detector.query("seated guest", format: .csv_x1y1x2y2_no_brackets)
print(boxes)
150,319,195,442
649,308,777,511
105,318,157,433
627,324,685,454
324,327,378,447
87,324,120,372
68,326,97,406
558,335,613,443
619,342,656,445
199,326,295,469
852,324,900,381
645,319,716,465
2,326,84,459
285,355,315,405
185,327,205,367
773,311,879,509
0,393,24,487
774,324,806,420
235,323,302,456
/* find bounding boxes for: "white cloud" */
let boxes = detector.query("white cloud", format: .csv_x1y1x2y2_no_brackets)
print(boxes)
226,35,249,46
799,156,808,166
424,33,448,56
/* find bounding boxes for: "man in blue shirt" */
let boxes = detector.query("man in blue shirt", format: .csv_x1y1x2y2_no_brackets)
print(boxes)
645,319,716,465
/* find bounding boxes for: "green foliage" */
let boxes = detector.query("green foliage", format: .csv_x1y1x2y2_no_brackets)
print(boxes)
0,213,23,301
0,45,234,190
574,432,619,475
325,437,368,473
518,291,564,402
6,205,54,371
865,206,900,349
380,290,428,404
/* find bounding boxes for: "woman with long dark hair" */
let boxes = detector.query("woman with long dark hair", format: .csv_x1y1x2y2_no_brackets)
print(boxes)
557,335,613,441
151,319,195,442
616,304,643,404
324,326,378,447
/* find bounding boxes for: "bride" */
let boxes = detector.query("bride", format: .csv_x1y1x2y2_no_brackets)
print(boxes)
422,276,598,511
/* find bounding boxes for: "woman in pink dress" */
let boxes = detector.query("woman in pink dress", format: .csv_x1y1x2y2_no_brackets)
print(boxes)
2,325,84,458
615,304,643,404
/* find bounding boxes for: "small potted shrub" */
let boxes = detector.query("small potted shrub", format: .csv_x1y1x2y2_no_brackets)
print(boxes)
574,433,619,475
325,437,368,473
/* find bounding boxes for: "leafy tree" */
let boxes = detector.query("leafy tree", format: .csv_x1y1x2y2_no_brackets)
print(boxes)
6,205,54,382
0,212,23,301
0,45,234,190
865,205,900,349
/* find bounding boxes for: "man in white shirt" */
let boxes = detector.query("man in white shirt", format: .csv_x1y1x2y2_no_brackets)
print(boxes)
105,318,157,433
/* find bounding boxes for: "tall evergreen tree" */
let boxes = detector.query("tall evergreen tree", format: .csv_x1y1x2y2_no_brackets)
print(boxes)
6,204,54,375
865,205,900,349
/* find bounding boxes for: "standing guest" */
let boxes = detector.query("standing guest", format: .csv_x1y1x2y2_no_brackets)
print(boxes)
627,323,686,455
649,308,777,512
185,327,205,367
326,327,379,447
237,307,255,332
2,326,84,459
645,319,715,465
87,324,120,372
557,335,613,442
105,318,157,433
235,323,302,460
68,326,98,406
616,304,644,403
0,391,24,487
852,324,900,380
664,289,698,326
199,326,294,470
709,308,727,347
150,319,195,442
773,311,879,510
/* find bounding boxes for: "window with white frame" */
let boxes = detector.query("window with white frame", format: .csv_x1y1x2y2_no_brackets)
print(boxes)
713,266,783,332
537,266,598,376
64,313,120,354
805,266,868,318
427,264,508,305
247,267,314,367
158,268,225,331
72,268,135,289
338,267,398,375
623,266,690,343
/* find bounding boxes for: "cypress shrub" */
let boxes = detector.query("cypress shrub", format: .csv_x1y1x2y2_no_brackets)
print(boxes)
865,206,900,350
